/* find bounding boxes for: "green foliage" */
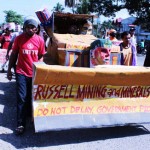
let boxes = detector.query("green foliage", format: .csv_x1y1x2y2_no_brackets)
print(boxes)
4,10,23,25
123,0,150,30
76,0,90,14
89,0,122,17
65,0,77,7
101,20,115,30
98,20,113,37
64,0,150,31
89,0,150,30
53,2,65,12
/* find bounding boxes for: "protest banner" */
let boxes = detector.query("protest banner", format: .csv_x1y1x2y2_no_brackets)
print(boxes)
0,49,9,71
33,63,150,132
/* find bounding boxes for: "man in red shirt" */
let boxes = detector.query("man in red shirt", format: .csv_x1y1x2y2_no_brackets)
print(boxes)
7,19,45,135
0,27,12,49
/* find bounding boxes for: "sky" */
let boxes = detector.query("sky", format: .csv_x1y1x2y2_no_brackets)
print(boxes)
0,0,65,23
0,0,131,24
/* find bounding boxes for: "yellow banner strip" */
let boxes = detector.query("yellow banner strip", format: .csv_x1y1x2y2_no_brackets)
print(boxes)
34,98,150,117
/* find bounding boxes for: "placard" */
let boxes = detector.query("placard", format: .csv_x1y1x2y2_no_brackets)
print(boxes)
32,64,150,132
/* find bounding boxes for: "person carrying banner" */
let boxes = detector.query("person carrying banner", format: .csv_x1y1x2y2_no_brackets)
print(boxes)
7,18,45,135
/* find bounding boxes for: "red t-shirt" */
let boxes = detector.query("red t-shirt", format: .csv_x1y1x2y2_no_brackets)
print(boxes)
2,34,11,49
12,33,45,77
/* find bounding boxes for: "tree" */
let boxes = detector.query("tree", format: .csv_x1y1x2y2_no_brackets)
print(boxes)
65,0,150,30
65,0,77,7
123,0,150,30
98,20,115,38
76,0,90,14
65,0,82,13
53,2,65,12
89,0,122,17
4,10,23,24
65,0,122,16
89,0,150,30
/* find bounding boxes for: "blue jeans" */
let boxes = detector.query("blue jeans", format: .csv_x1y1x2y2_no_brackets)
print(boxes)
16,73,32,127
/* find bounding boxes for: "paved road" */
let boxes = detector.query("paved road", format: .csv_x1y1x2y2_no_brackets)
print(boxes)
1,55,150,150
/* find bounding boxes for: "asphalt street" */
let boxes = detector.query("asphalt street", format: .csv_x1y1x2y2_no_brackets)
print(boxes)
1,54,150,150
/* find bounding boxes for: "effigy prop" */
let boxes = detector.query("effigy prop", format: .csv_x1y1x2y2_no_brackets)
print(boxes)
35,9,98,67
90,39,122,67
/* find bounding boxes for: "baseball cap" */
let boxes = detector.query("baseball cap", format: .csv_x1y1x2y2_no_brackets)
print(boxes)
24,19,38,28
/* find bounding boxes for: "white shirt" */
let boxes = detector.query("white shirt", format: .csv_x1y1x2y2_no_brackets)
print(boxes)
130,35,137,46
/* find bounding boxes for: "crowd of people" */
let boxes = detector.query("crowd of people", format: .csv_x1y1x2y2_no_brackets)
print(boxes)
107,28,137,66
0,17,149,136
105,27,150,66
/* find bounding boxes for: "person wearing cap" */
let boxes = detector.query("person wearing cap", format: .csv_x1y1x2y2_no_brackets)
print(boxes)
7,19,45,135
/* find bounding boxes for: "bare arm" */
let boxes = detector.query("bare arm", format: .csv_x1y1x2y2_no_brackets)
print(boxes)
6,41,13,60
7,51,18,81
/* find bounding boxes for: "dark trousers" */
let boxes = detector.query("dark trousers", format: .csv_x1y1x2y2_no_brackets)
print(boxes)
16,73,32,127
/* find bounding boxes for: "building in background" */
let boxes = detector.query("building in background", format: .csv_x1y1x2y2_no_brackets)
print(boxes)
119,17,150,42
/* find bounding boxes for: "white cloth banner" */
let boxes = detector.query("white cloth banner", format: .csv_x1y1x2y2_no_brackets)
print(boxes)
0,49,9,71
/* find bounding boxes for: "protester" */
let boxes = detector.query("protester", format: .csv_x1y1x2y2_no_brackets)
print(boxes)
7,18,45,135
108,29,118,41
119,31,137,66
144,42,150,66
80,21,93,35
140,39,147,54
0,32,3,47
129,27,137,47
6,29,23,60
0,27,12,49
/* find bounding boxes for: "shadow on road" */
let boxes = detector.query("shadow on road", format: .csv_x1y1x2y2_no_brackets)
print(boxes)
0,72,150,149
0,124,150,149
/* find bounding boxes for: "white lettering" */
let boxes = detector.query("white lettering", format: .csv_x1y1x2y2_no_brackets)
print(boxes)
22,49,38,55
